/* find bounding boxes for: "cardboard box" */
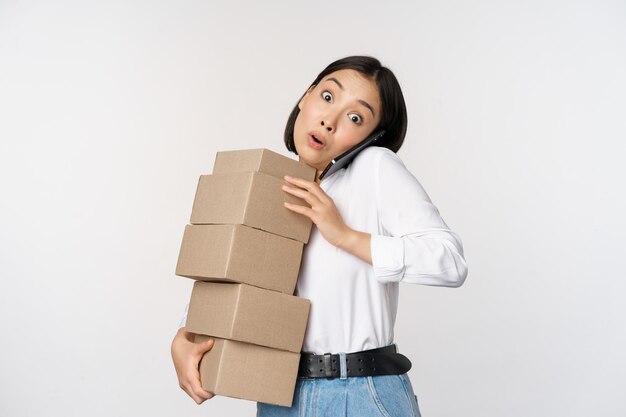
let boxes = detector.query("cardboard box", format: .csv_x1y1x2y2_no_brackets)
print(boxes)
195,335,301,407
186,282,310,353
175,224,303,294
190,171,313,243
212,148,315,183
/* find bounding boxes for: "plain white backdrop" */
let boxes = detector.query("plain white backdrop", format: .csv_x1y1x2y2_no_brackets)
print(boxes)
1,1,625,416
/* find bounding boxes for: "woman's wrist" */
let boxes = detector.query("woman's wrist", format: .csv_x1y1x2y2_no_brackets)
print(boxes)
337,228,373,265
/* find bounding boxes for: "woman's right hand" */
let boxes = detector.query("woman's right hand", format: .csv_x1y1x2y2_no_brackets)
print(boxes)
171,327,215,404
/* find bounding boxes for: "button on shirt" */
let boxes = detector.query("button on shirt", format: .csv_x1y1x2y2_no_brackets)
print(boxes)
298,146,468,355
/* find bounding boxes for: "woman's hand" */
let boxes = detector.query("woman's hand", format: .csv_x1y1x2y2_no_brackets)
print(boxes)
171,327,215,404
282,175,372,264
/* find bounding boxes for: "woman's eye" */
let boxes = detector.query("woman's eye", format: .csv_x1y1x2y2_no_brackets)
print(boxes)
348,113,363,125
322,91,333,102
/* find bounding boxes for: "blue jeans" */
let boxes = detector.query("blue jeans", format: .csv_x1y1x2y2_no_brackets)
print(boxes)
257,373,422,417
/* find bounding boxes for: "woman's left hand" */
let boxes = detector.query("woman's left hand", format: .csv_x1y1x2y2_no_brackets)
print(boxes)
282,175,351,248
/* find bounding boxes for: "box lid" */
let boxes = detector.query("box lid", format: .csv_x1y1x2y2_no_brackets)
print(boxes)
213,148,315,181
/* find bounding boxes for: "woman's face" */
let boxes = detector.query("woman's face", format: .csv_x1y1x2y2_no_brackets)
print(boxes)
293,69,382,177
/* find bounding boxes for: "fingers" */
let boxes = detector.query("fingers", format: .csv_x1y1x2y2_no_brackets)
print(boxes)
283,175,313,188
282,175,351,248
283,176,328,201
196,338,214,355
282,184,321,206
189,371,214,403
282,175,335,222
174,336,216,404
284,201,314,219
283,175,332,212
186,339,215,403
180,368,214,404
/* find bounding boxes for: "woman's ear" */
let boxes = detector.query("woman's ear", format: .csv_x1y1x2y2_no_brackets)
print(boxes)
298,85,316,110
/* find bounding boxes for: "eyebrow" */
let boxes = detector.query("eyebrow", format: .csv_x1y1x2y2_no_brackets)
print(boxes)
325,77,377,118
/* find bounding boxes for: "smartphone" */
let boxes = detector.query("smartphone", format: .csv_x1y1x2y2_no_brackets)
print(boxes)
318,130,386,180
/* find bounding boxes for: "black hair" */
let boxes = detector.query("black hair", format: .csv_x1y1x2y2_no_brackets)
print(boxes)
284,56,408,154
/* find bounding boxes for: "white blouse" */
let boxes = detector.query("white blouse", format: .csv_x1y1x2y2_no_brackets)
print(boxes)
297,146,467,354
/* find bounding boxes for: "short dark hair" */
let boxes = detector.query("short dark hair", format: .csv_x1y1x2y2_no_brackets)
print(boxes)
284,56,408,154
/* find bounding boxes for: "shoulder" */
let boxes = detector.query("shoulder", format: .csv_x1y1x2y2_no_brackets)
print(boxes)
349,146,428,199
352,146,403,167
342,146,419,200
354,145,398,161
350,146,408,176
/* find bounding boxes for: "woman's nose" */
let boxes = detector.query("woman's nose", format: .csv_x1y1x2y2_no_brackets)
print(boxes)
320,120,333,132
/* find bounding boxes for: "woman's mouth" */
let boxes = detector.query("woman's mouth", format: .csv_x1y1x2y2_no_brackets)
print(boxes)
308,132,326,149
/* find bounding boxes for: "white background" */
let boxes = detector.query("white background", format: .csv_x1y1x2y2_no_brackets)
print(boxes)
1,1,625,416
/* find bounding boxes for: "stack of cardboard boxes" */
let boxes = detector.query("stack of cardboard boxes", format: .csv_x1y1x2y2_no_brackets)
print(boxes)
175,149,316,407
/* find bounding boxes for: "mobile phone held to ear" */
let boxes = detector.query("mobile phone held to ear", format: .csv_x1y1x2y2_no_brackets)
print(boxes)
318,130,386,181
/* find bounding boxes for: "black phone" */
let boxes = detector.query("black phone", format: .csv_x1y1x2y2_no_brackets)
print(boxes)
318,130,386,180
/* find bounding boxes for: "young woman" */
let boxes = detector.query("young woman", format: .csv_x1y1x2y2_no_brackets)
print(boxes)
171,56,468,417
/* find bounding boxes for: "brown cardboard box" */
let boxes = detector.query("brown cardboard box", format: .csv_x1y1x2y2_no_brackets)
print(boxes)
195,335,301,407
175,224,303,294
212,148,315,182
186,282,310,353
190,171,313,243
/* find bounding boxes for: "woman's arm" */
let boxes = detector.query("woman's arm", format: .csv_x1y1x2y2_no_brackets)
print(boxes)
370,149,468,287
282,149,467,287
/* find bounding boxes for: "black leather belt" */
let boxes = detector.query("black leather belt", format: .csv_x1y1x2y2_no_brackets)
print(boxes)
298,345,412,379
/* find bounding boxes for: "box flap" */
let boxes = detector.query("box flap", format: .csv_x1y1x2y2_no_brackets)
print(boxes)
213,148,315,181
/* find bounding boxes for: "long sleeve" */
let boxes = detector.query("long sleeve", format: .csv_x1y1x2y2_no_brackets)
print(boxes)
298,146,466,353
369,149,468,287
